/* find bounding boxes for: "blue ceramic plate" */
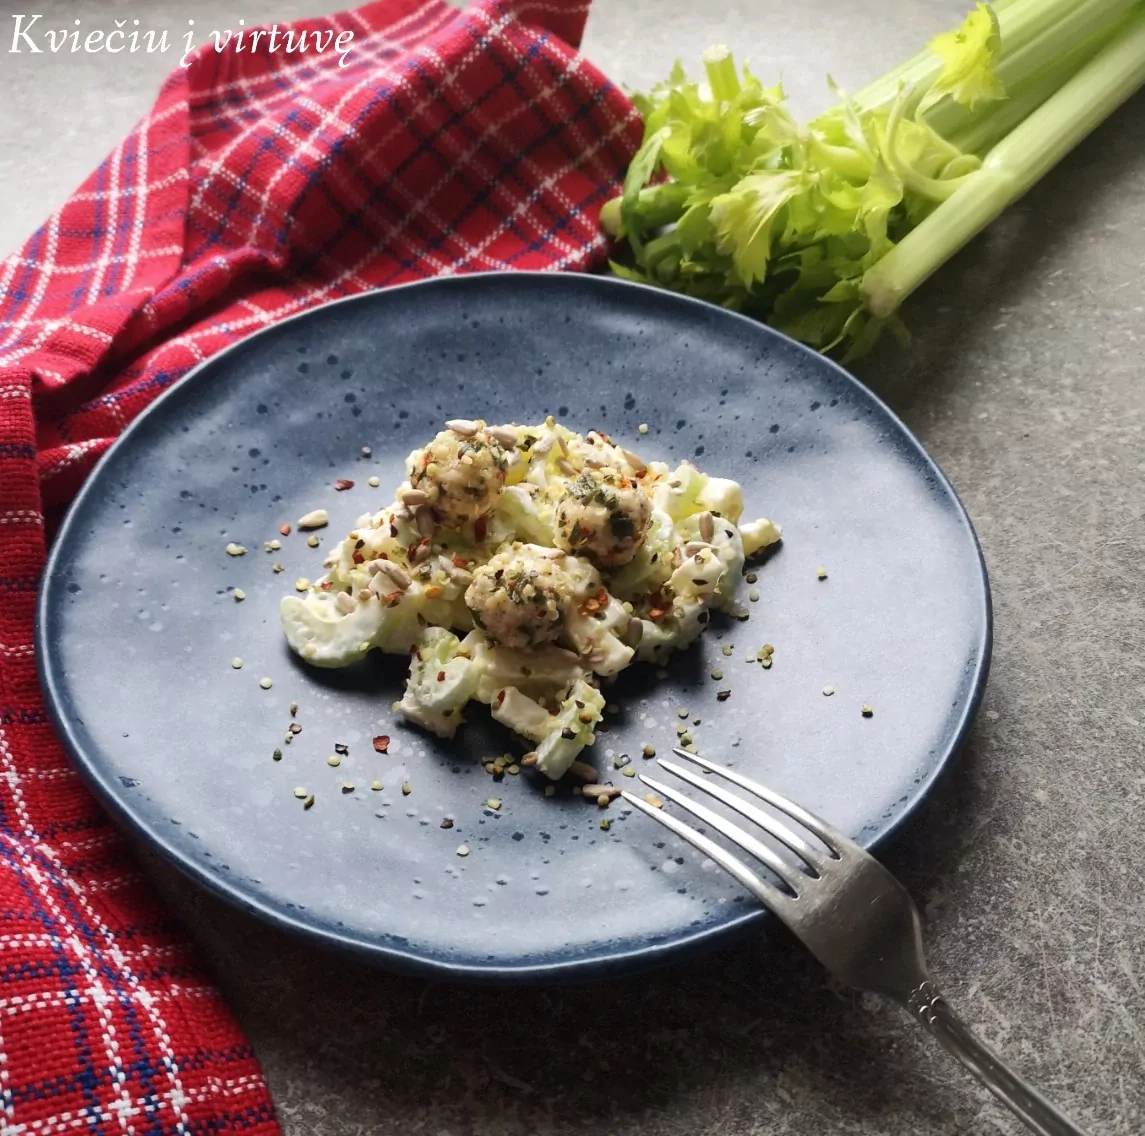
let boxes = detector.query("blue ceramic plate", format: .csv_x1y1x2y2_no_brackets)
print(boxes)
38,274,990,982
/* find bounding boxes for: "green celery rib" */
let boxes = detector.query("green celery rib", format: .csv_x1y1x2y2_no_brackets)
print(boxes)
861,7,1145,318
600,183,690,236
702,45,742,101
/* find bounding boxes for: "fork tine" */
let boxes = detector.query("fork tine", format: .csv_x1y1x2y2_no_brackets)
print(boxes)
620,791,793,912
657,758,827,874
671,747,855,856
638,774,808,894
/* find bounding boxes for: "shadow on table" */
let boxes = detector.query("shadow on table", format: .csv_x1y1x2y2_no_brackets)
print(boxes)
143,720,997,1133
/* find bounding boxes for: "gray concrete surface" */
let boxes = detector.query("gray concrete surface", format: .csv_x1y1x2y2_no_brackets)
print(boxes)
5,1,1145,1133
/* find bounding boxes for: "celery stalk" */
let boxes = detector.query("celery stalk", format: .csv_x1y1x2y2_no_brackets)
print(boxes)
601,184,689,237
702,45,742,101
861,7,1145,317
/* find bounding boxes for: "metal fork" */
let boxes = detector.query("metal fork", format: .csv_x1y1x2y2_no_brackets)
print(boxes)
622,748,1088,1136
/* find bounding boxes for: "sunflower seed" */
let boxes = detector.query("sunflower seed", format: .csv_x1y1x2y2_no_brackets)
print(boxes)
446,419,478,437
297,509,328,530
487,425,519,448
376,560,411,590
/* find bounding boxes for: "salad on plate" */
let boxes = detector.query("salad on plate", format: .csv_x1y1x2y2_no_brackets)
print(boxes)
280,418,780,779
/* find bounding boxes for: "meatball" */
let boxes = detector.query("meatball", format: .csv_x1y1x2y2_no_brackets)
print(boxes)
407,422,508,527
554,469,652,567
465,544,580,650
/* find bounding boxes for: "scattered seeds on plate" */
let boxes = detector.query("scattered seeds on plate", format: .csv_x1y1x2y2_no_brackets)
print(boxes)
341,781,354,794
293,787,308,799
294,577,310,592
861,704,874,718
600,818,612,831
233,588,246,602
710,669,723,680
272,562,284,574
289,701,298,717
371,780,384,791
361,445,372,457
327,755,341,767
745,572,758,584
749,588,760,602
307,535,320,548
230,657,243,669
716,690,731,702
225,542,246,557
485,798,502,811
303,794,315,810
721,644,734,657
259,677,272,690
642,744,656,758
372,735,390,753
638,423,649,434
817,567,828,580
368,476,380,488
643,793,664,809
456,844,470,856
440,817,454,829
272,748,282,761
401,781,412,796
264,539,282,553
822,685,835,697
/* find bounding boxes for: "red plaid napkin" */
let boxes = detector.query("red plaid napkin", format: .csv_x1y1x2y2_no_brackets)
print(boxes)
0,0,637,1129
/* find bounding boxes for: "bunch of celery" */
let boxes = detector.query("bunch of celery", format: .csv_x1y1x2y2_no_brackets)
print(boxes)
602,0,1145,359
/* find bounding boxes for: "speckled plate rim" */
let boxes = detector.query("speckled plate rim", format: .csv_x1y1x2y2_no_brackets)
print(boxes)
37,272,992,984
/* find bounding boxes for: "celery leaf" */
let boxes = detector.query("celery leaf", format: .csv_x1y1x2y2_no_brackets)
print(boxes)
926,3,1006,110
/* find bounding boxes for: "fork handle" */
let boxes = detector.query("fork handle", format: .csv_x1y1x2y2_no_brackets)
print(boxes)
907,983,1088,1136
